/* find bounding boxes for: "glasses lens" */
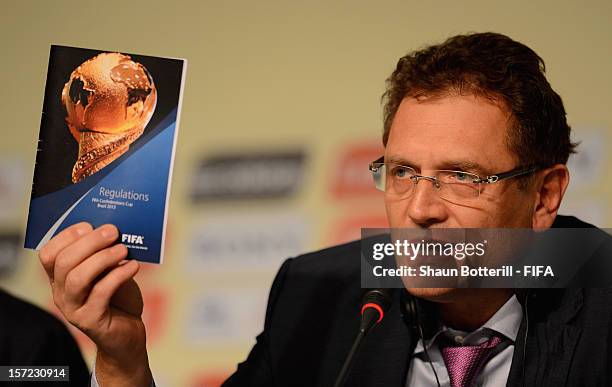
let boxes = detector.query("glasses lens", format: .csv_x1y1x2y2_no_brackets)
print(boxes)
370,163,386,191
437,171,480,199
386,164,416,195
370,163,417,195
370,163,482,201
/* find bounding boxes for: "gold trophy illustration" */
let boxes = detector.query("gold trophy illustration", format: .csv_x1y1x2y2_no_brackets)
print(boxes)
61,52,157,183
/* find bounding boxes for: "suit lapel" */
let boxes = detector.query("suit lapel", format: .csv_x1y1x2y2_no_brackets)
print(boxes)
507,289,583,387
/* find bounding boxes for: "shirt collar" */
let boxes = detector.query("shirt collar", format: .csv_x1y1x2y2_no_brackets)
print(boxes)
414,294,523,353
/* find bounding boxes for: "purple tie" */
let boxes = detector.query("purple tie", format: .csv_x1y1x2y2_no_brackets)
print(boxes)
440,334,504,387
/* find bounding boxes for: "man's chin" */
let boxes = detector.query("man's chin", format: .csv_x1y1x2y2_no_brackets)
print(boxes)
405,287,460,302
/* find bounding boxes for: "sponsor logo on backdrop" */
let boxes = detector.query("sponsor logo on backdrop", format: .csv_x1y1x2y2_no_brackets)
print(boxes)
191,151,306,201
0,157,27,223
561,129,610,227
186,213,310,273
330,141,384,198
328,214,389,246
46,289,167,356
141,288,167,345
0,233,21,276
566,129,607,187
185,290,267,344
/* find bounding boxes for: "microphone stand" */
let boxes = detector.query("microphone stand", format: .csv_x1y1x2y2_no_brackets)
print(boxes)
333,289,393,387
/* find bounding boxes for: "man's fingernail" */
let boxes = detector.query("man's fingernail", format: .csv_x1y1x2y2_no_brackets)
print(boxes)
75,223,89,235
100,225,116,239
112,244,126,254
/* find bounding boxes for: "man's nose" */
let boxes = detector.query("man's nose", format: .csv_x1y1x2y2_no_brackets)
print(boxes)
404,176,448,227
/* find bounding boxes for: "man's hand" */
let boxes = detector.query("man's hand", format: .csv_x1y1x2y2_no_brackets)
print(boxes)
38,222,152,387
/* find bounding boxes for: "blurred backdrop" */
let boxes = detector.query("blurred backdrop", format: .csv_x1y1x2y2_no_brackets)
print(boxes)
0,1,610,386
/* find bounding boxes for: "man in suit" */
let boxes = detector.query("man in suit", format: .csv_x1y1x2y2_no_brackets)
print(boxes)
0,288,90,386
37,32,611,386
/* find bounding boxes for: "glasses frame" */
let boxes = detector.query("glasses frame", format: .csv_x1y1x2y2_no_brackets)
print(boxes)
368,156,539,197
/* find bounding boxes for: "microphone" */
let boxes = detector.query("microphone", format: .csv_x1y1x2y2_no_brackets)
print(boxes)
333,288,395,387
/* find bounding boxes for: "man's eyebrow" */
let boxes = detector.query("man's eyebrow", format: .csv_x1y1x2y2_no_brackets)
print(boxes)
385,156,489,175
438,160,489,174
385,156,418,169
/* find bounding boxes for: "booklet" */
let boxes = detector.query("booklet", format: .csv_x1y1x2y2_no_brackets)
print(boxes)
24,45,187,264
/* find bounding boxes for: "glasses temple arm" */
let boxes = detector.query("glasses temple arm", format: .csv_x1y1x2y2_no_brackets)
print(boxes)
477,166,539,184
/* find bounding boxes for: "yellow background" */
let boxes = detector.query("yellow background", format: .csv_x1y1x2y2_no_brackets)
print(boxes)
0,1,610,386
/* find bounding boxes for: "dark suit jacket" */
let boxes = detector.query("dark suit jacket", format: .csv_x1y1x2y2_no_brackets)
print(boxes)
0,289,90,386
223,216,612,386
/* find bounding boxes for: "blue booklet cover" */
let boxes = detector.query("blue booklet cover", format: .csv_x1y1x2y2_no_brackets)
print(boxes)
24,45,187,264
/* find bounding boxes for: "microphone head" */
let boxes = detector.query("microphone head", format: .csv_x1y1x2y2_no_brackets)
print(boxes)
362,288,394,310
359,288,395,333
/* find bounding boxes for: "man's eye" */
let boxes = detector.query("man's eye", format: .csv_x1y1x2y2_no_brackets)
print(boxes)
392,167,411,179
453,172,470,181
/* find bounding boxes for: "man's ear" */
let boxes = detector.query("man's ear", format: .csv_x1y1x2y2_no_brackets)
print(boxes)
532,164,570,230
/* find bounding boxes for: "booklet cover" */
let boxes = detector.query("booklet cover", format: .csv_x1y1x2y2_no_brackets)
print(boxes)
24,45,187,264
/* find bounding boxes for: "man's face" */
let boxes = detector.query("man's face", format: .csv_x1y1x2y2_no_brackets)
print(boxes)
384,94,537,300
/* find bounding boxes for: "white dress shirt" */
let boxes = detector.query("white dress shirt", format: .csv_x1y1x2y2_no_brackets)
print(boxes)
406,294,523,386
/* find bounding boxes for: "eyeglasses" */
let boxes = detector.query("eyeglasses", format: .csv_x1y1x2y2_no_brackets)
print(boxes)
369,156,539,202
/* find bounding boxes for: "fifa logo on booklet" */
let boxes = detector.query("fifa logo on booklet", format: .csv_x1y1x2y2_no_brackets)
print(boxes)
122,233,145,245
